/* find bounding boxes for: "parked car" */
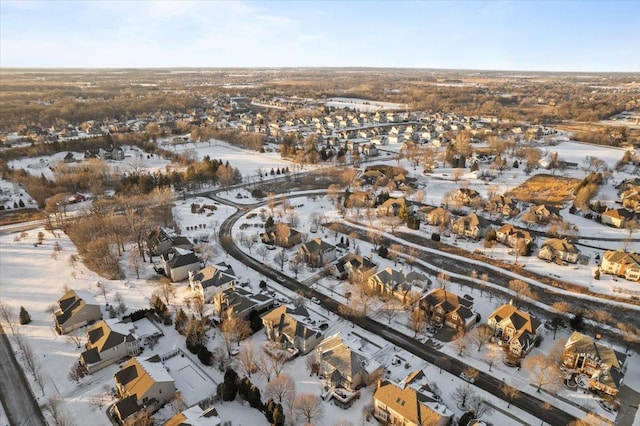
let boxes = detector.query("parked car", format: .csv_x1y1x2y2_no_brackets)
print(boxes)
311,297,321,305
460,372,475,383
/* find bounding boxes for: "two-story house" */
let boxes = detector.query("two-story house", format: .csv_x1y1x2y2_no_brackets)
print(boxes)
188,263,237,302
315,333,383,392
600,250,640,282
420,288,477,332
487,302,542,360
495,224,533,251
331,253,378,283
373,371,453,426
113,356,175,425
54,289,102,335
214,287,274,320
484,195,519,217
80,319,140,374
297,238,337,268
601,207,639,229
367,268,416,303
261,305,324,355
563,331,626,397
451,213,492,240
160,248,201,282
538,238,579,264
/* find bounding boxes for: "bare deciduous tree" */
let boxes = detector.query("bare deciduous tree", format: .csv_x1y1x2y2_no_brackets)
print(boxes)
451,384,476,410
523,353,562,393
501,383,519,408
0,301,17,335
66,328,83,349
274,249,287,271
128,245,142,279
265,373,297,408
470,324,493,352
219,310,251,358
46,394,75,426
452,332,470,357
158,278,177,306
236,342,258,377
484,345,501,371
293,393,325,425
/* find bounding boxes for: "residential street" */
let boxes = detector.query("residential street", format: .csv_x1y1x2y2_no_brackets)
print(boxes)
218,203,579,426
0,323,46,426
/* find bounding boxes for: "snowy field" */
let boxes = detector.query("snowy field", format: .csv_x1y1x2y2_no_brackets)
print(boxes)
7,146,171,180
325,97,409,112
0,177,37,211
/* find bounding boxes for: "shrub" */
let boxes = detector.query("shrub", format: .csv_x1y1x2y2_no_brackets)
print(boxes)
431,233,441,242
19,306,31,325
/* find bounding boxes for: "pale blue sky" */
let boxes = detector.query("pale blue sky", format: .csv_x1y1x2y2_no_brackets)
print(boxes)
1,0,638,71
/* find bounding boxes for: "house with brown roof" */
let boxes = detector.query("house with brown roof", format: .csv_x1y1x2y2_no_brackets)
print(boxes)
484,195,519,217
621,187,640,212
373,370,453,426
80,319,140,374
188,262,237,302
452,188,482,207
113,356,175,425
165,405,221,426
315,333,383,392
525,204,561,224
378,197,407,217
538,238,579,264
495,224,532,249
261,305,324,355
487,302,542,359
54,289,102,335
412,205,450,227
331,253,378,283
260,222,302,248
297,238,337,267
601,207,639,229
563,332,626,398
420,288,477,332
600,250,640,282
367,267,417,304
451,213,492,240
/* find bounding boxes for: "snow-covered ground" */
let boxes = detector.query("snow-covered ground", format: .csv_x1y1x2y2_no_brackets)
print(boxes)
325,97,408,112
0,177,37,211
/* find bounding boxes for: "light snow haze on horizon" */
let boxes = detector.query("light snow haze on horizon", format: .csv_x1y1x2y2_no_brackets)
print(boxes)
1,0,638,72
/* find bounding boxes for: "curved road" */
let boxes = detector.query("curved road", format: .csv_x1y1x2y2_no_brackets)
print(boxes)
0,323,46,426
217,202,578,426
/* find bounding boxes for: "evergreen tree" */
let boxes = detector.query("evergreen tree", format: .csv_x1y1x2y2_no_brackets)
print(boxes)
19,306,31,325
248,385,262,409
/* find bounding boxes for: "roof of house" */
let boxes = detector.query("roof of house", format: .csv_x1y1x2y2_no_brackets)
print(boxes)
565,331,623,371
300,238,336,254
603,250,640,266
165,405,222,426
373,376,452,425
334,253,377,274
603,207,637,220
455,212,492,229
191,263,236,289
370,267,406,287
316,333,382,381
114,356,173,400
56,289,99,327
488,303,541,335
164,250,200,269
261,305,321,341
540,238,578,254
114,395,141,421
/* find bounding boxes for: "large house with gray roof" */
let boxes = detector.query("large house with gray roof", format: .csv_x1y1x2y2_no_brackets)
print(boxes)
188,262,237,302
420,288,477,332
54,289,102,335
261,305,324,355
487,302,542,360
160,248,201,282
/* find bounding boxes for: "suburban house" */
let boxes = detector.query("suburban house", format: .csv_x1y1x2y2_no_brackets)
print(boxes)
54,289,102,335
146,227,193,257
160,248,201,282
525,204,561,224
331,253,378,283
165,405,222,426
487,302,542,360
80,319,140,374
413,205,450,227
367,267,416,303
485,195,519,217
113,356,175,425
563,331,626,398
344,190,376,208
452,188,482,207
495,224,533,249
188,262,237,302
378,197,408,217
621,187,640,212
451,213,492,240
420,288,477,331
297,238,337,267
261,305,324,355
600,250,640,282
261,223,302,248
373,370,453,426
538,238,579,264
405,271,430,292
315,333,383,392
601,207,639,229
213,287,274,320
